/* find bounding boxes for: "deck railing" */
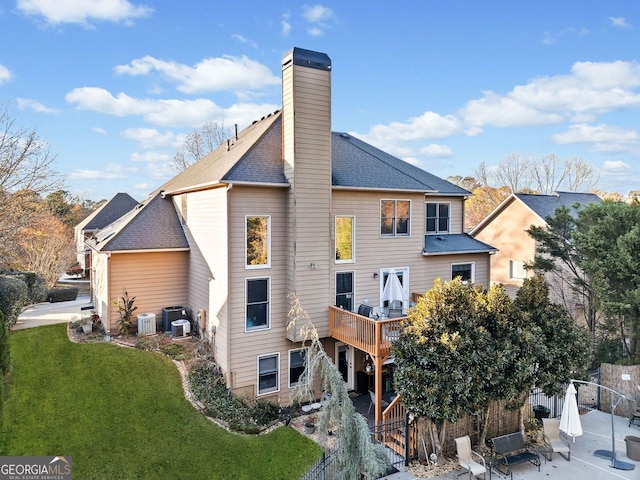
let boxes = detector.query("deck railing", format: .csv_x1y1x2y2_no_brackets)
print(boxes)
328,306,404,358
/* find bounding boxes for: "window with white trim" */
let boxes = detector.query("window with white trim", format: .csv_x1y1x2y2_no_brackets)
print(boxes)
380,268,408,308
289,348,308,388
509,260,527,280
451,262,474,284
258,353,279,395
426,202,450,234
246,215,270,268
336,271,354,311
246,277,270,331
335,216,355,263
380,200,410,236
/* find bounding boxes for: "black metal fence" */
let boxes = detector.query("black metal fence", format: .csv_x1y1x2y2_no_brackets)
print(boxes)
528,368,601,421
301,450,340,480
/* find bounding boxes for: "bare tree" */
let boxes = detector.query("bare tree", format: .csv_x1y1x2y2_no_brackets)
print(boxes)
172,121,231,172
531,154,599,194
0,103,62,193
0,103,64,270
477,154,599,195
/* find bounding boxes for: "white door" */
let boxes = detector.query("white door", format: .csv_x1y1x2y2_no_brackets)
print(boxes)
335,342,354,391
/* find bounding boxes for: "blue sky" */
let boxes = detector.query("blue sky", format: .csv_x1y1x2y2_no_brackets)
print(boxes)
1,1,639,201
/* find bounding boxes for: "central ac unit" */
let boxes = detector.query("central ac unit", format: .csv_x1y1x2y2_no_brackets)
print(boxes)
137,313,157,336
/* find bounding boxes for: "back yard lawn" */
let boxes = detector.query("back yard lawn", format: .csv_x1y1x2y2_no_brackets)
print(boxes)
0,324,320,479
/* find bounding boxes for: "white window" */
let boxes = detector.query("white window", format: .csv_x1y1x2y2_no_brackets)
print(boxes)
258,353,279,395
426,202,450,234
379,267,409,307
336,271,354,311
335,216,355,263
509,260,527,280
380,200,410,237
246,215,271,268
289,348,308,388
452,262,474,284
246,277,270,331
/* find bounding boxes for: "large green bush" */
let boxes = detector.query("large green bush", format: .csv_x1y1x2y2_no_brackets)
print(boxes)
0,270,47,304
0,275,29,328
188,343,279,434
0,310,8,375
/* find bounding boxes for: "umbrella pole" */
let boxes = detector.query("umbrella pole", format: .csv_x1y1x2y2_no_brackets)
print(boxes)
571,379,635,471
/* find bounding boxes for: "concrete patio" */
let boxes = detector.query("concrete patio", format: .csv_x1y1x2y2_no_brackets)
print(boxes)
382,409,640,480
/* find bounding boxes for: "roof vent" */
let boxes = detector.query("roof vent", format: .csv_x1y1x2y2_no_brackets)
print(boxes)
340,133,350,139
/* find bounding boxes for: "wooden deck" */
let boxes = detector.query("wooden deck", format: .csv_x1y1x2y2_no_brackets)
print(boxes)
328,306,404,360
329,306,406,425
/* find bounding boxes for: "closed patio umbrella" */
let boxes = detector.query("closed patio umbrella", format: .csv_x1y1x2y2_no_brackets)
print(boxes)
381,271,406,305
559,383,582,442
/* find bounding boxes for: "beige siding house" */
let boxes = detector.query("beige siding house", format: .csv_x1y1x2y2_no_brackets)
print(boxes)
471,192,601,312
85,47,496,423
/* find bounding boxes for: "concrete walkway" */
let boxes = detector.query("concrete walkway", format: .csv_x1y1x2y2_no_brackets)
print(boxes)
385,409,640,479
13,294,94,330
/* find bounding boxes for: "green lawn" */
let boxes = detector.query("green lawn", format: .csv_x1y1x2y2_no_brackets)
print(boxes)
1,324,321,479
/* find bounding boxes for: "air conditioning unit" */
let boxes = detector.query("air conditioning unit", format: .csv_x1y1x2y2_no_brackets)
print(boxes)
171,319,191,338
137,313,157,336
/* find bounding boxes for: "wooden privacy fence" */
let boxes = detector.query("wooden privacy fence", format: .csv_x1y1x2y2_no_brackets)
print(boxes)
414,399,535,458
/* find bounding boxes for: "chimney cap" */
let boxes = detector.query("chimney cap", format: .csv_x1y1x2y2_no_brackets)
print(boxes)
283,47,331,71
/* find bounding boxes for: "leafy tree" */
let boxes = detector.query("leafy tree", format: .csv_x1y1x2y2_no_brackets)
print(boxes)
393,279,537,456
515,275,592,396
393,277,590,454
288,296,389,480
575,201,640,362
173,121,231,172
18,214,75,288
528,201,640,363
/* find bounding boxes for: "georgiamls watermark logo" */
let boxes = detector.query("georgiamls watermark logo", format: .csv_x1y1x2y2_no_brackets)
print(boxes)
0,456,72,479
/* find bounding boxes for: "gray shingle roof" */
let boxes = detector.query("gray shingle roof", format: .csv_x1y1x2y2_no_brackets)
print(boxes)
87,193,188,252
82,193,138,230
423,234,497,256
157,110,468,195
332,132,469,194
515,192,602,220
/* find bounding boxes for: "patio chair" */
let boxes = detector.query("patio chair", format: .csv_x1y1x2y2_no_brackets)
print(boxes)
454,435,486,479
630,396,640,428
367,390,389,415
542,418,571,461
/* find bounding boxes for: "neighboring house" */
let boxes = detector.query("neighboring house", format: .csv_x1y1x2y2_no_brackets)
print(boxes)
470,191,601,315
85,48,496,424
74,193,138,275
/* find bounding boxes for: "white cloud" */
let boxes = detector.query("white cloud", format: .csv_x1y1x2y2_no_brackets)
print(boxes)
601,160,634,174
121,127,178,148
114,55,279,94
69,163,135,180
65,86,279,128
459,60,640,130
17,0,152,26
302,4,335,36
16,97,59,113
419,144,453,158
361,111,463,143
129,151,171,163
92,127,107,135
0,64,12,84
552,124,639,151
231,34,257,49
609,16,631,28
541,27,589,45
281,13,291,36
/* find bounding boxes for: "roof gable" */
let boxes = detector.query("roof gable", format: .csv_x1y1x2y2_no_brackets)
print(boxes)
80,193,138,231
515,192,602,220
87,193,188,252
